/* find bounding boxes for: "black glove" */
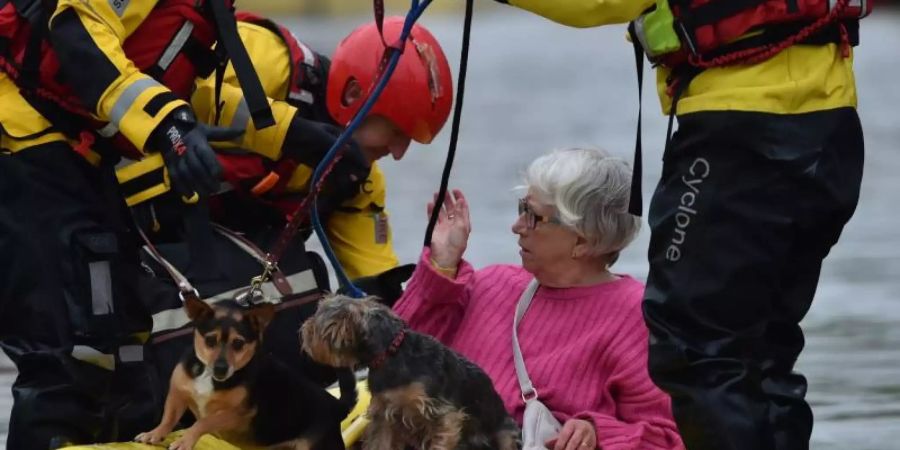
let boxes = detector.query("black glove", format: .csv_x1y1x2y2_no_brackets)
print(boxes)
282,116,359,166
341,264,416,307
151,106,244,197
282,116,371,206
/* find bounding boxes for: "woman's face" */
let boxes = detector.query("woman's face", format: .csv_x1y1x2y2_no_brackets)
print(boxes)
511,190,578,278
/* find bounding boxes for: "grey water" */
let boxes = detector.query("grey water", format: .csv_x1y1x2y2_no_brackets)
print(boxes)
3,7,899,449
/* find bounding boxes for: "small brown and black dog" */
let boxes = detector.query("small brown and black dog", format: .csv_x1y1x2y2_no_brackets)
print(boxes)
301,295,520,450
136,295,357,450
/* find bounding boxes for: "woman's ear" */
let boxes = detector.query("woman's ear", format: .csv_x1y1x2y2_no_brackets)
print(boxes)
571,234,591,259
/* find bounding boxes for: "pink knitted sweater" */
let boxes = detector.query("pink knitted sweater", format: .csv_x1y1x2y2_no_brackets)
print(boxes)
393,248,684,450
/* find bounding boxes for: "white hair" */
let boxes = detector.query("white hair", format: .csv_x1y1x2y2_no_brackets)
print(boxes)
522,147,641,261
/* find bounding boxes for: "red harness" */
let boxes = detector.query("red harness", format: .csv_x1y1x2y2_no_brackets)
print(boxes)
656,0,869,69
234,11,324,107
214,13,328,202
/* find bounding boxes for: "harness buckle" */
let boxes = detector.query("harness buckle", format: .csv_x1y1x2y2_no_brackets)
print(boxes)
237,261,278,306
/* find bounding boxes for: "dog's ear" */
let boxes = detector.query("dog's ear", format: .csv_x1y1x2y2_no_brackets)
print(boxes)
247,302,276,333
184,294,213,322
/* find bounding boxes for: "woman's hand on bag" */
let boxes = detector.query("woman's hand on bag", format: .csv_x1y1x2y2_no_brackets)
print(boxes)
545,418,597,450
427,189,471,270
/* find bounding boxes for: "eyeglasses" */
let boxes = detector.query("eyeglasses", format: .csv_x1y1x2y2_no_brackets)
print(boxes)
517,198,560,230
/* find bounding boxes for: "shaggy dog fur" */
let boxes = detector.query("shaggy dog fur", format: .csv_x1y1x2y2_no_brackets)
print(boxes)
301,295,520,450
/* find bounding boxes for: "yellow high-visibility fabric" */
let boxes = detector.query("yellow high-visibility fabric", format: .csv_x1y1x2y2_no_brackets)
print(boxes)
505,0,856,116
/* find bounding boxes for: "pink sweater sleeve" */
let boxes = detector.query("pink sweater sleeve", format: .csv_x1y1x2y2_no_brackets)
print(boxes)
392,247,476,343
576,304,685,450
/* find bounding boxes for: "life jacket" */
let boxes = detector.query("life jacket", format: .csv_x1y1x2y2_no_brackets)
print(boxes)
631,0,871,69
233,11,331,121
0,0,273,159
116,14,342,224
219,12,333,199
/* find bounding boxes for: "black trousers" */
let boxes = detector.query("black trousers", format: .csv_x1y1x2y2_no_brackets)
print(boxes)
0,143,157,448
643,107,864,450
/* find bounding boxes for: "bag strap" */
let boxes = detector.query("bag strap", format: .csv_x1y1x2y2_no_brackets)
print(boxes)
512,278,541,401
133,214,197,301
210,223,294,296
134,213,296,300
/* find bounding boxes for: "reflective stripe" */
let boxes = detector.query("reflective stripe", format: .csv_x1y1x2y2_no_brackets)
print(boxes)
290,35,317,105
293,36,317,66
150,270,318,334
230,97,250,130
288,89,315,105
229,97,250,145
158,22,194,72
97,122,118,138
72,345,115,370
110,78,162,127
89,261,114,315
118,345,144,363
633,15,654,57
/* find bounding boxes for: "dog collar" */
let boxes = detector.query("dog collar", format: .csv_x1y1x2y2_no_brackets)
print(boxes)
369,328,407,370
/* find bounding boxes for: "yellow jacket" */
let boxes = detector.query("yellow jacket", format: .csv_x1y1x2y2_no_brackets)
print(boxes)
0,73,70,154
190,21,399,279
2,0,187,160
500,0,857,116
47,0,189,153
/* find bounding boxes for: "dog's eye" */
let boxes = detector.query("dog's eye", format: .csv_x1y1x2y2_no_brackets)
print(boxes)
204,335,217,347
232,339,245,351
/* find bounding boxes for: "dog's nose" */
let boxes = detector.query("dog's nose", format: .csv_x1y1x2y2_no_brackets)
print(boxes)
213,359,229,378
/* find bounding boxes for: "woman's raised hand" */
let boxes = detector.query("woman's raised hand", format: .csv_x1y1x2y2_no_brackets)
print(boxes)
427,189,471,270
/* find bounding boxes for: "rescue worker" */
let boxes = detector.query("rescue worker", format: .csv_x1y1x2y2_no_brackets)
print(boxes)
0,0,279,447
124,15,454,280
487,1,866,449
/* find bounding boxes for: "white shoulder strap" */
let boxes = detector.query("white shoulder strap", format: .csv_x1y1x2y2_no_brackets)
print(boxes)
512,278,540,400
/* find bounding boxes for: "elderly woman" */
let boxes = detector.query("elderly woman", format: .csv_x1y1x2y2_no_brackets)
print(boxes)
393,148,684,450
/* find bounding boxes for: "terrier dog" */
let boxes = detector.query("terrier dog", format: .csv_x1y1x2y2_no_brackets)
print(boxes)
136,296,357,450
301,295,521,450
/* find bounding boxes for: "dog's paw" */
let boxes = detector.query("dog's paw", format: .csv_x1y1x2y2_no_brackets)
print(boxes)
168,434,198,450
135,427,170,445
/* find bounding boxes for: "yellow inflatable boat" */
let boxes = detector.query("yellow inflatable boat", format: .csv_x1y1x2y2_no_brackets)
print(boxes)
62,379,372,450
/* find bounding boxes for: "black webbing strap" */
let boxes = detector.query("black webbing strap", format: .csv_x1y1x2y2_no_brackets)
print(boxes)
212,42,227,126
207,0,274,130
423,0,474,246
18,0,45,91
627,22,644,217
17,4,93,143
373,0,404,51
701,20,860,61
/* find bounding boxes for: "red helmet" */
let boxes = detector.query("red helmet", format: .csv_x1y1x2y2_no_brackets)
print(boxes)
326,17,453,144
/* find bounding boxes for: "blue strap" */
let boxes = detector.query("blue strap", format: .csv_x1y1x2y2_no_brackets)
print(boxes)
310,0,433,298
